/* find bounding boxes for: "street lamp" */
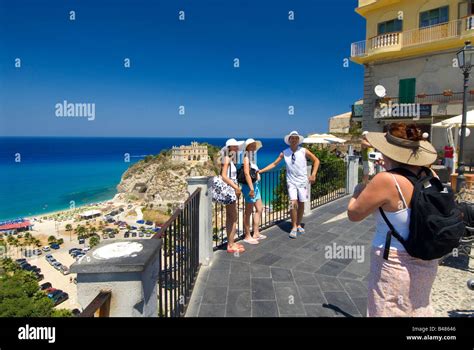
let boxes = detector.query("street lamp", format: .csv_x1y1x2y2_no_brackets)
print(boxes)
455,41,474,192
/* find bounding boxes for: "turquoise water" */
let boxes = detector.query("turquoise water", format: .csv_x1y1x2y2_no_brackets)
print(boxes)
0,137,286,220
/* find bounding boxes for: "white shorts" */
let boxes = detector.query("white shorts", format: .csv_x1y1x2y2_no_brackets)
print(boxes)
287,182,309,202
363,161,375,176
445,158,454,169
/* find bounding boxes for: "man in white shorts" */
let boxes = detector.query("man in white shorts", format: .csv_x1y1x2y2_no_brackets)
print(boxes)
259,131,320,239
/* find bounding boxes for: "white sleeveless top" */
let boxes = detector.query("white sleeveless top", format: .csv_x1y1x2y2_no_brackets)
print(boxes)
223,158,237,182
283,147,307,186
372,173,411,251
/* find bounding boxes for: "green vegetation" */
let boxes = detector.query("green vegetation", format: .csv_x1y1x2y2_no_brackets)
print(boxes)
0,258,72,317
89,235,100,247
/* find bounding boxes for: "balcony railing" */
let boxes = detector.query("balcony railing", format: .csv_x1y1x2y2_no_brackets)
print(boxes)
377,92,474,105
154,187,200,317
351,17,473,58
212,161,347,249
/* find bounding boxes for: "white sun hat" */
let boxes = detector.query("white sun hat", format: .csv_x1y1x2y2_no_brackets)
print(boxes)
220,138,244,155
242,138,263,152
284,131,304,145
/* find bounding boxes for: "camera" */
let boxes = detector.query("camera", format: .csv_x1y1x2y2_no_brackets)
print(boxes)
368,152,383,162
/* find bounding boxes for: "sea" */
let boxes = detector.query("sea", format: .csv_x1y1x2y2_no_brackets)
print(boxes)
0,137,287,220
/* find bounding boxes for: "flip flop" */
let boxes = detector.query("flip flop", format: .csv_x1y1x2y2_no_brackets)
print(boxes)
289,230,298,239
255,234,267,240
227,245,245,254
297,227,305,235
243,238,259,245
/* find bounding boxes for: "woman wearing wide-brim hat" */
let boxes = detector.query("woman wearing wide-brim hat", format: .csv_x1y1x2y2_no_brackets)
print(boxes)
220,138,245,254
347,122,439,317
241,138,266,245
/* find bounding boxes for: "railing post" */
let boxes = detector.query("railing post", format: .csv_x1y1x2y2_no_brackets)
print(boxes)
304,165,312,216
346,155,360,195
187,176,213,266
70,238,162,317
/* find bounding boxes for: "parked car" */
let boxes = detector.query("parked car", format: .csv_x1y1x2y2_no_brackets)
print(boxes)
15,258,26,264
50,243,60,250
124,232,130,238
69,248,80,254
83,246,91,252
102,234,108,239
139,232,144,238
108,233,115,238
52,262,62,270
78,238,85,244
53,292,69,306
21,264,33,271
132,232,137,238
145,233,151,237
48,289,63,299
145,221,153,226
33,249,42,256
40,282,52,290
71,250,83,258
136,220,145,224
48,258,57,265
75,254,85,260
60,266,70,275
131,226,137,230
35,273,44,281
42,246,50,252
31,266,41,273
44,287,57,294
119,208,124,212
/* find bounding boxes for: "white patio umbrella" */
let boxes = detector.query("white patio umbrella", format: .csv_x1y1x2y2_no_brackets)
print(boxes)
432,110,474,128
304,133,346,144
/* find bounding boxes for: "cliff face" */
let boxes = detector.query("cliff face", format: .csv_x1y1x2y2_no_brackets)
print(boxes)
116,148,219,205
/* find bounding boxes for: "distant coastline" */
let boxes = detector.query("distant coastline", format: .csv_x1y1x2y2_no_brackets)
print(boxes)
0,137,286,220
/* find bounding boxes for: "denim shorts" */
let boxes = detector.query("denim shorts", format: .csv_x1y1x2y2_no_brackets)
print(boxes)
241,181,261,203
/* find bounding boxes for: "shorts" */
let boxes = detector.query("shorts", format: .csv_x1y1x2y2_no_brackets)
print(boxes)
445,158,454,169
242,181,261,203
287,182,309,202
363,161,375,176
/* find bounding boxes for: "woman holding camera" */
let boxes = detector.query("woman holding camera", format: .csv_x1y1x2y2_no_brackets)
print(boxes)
347,123,439,317
241,139,265,245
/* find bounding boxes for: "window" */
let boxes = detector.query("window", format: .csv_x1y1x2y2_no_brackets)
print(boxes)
419,6,449,28
377,19,403,35
399,78,416,104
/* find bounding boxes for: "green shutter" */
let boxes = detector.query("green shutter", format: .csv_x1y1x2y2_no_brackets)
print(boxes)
399,78,416,103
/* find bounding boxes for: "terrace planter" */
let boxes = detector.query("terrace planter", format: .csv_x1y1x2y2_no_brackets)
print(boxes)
443,90,453,97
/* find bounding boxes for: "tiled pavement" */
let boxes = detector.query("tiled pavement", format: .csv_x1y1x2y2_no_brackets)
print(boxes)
186,196,374,317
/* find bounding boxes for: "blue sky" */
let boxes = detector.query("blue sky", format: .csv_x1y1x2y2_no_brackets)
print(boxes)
0,0,365,138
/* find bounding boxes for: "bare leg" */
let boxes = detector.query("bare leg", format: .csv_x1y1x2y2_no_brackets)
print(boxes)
226,202,237,248
290,200,298,230
252,200,263,238
244,202,254,240
297,201,305,227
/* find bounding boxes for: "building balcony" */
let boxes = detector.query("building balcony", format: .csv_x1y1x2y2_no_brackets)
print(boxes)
351,17,474,64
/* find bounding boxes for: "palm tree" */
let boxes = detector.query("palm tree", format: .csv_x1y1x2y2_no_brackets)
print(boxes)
65,224,73,232
48,236,56,244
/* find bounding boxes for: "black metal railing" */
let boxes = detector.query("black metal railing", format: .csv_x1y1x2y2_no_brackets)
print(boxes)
212,168,289,249
310,160,347,209
213,161,348,249
153,188,200,317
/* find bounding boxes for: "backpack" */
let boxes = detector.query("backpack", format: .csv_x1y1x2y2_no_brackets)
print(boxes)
380,167,465,261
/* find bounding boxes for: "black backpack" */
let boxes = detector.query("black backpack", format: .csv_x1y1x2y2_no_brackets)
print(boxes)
380,167,465,261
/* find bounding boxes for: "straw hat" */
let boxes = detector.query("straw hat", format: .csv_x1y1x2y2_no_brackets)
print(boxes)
284,131,304,145
365,131,437,166
242,138,262,152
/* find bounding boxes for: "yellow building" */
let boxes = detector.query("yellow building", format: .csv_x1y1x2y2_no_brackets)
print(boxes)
171,142,209,163
350,0,474,161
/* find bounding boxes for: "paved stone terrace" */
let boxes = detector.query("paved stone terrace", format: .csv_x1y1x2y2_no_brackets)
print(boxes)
186,196,374,317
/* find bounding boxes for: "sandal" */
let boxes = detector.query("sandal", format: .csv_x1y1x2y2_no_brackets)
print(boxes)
227,244,245,253
255,234,267,240
297,227,305,235
243,238,259,245
289,230,298,239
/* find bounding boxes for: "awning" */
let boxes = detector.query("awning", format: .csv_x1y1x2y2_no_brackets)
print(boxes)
432,110,474,128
